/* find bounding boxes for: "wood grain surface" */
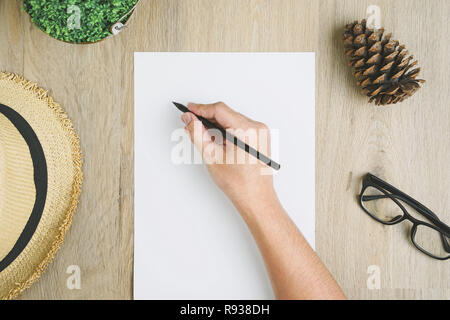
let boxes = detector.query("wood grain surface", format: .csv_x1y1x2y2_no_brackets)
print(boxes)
0,0,448,300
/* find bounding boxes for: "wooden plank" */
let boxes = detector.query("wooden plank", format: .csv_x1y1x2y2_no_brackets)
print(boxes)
0,0,447,299
346,288,450,300
17,5,125,300
13,0,318,300
0,1,24,74
316,0,450,296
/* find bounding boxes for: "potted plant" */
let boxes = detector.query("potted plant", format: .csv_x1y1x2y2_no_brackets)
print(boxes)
22,0,140,44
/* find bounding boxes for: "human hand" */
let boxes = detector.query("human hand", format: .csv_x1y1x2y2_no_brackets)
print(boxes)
181,102,277,211
181,102,346,300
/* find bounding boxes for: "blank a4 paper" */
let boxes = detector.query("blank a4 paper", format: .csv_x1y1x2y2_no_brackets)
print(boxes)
134,53,315,300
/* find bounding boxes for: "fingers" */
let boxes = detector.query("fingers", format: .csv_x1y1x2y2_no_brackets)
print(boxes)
183,103,272,165
187,102,227,119
182,112,224,164
182,112,206,152
188,102,248,129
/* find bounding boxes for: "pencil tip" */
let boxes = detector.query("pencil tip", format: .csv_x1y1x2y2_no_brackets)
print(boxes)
173,102,189,113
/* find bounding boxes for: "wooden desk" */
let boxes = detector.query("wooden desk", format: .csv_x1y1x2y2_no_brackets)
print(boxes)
1,0,448,299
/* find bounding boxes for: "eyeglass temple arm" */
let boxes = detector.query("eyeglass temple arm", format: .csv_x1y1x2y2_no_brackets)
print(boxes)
362,193,450,252
365,174,450,230
362,194,441,225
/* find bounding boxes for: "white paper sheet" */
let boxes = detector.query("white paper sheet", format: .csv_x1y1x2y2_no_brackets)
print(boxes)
134,53,315,300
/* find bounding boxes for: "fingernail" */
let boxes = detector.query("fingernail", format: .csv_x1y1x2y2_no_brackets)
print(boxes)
182,113,192,125
187,103,196,110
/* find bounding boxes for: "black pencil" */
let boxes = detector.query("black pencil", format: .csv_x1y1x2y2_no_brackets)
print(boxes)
173,102,281,171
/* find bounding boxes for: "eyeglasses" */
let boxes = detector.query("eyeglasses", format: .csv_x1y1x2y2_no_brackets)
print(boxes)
359,173,450,260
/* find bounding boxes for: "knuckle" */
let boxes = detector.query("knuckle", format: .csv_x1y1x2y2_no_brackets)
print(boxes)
256,121,269,130
214,101,226,109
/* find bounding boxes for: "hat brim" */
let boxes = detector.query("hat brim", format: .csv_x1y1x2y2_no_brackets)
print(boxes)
0,72,82,299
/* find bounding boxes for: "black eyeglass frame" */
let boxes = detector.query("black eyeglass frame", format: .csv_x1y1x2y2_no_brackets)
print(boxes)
359,173,450,260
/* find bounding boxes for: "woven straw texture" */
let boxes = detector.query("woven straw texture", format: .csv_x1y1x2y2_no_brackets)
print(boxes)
0,72,82,300
0,114,36,261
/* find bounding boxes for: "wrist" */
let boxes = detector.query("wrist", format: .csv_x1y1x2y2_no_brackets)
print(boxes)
232,186,280,220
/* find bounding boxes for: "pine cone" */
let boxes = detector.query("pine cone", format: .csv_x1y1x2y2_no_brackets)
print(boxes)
343,19,425,106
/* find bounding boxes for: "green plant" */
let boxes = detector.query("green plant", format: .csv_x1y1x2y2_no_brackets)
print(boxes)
23,0,138,43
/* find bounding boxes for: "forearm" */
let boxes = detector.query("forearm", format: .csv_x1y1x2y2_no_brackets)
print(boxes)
233,192,346,300
185,102,344,299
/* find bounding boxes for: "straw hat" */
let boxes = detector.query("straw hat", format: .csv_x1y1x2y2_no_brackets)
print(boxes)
0,72,82,299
